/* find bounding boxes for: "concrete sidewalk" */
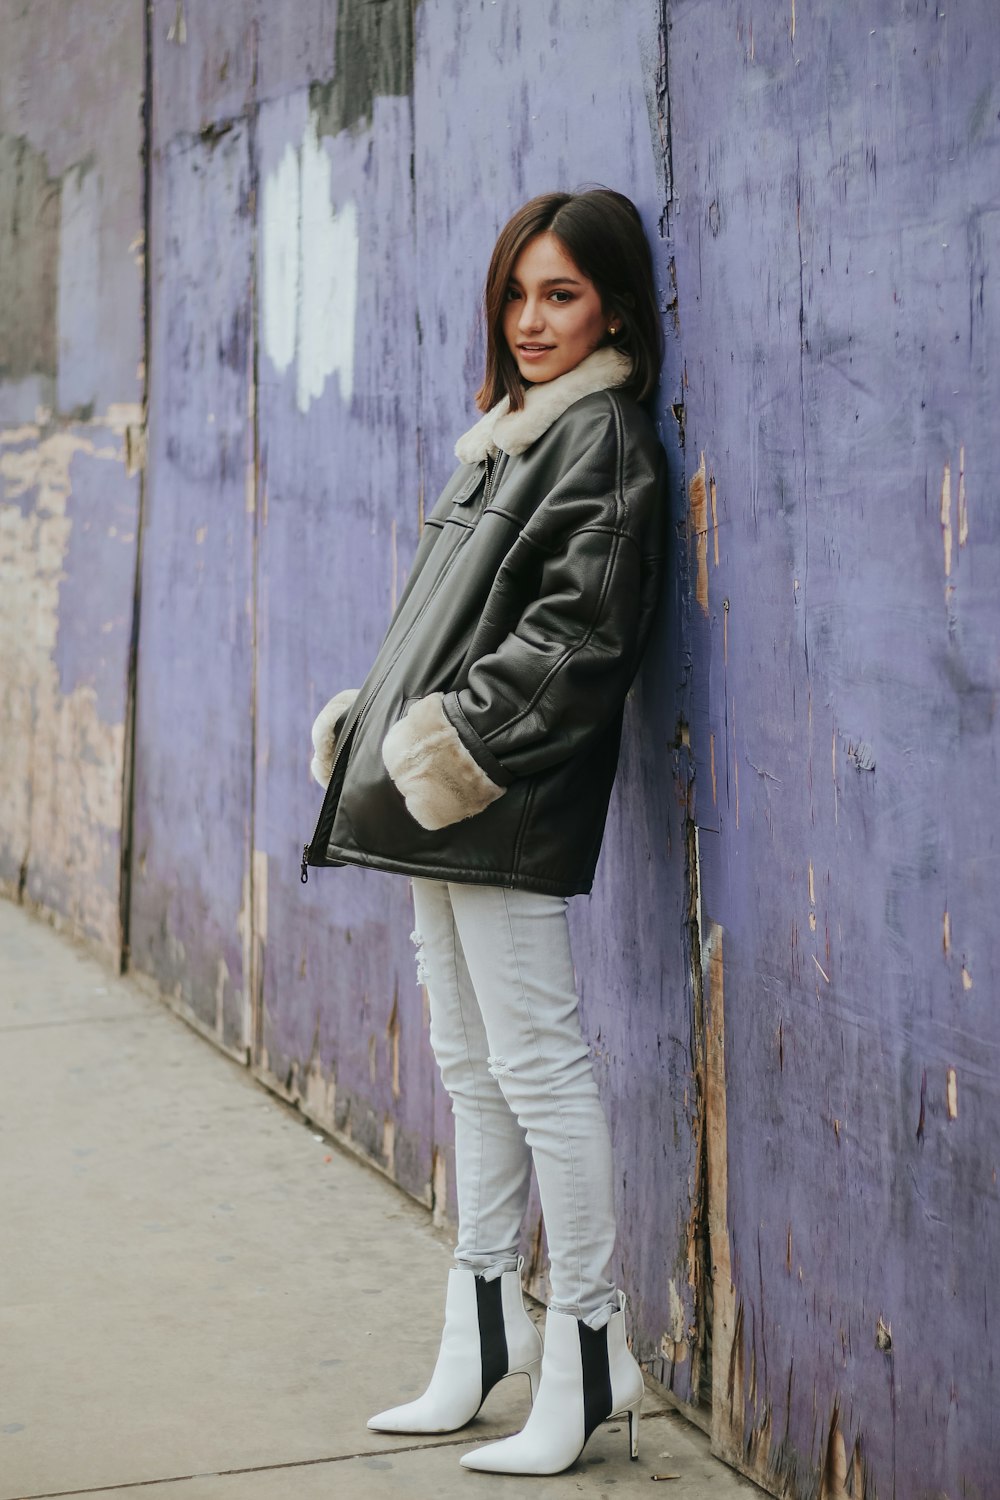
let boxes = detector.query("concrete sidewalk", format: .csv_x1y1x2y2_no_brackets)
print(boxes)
0,900,763,1500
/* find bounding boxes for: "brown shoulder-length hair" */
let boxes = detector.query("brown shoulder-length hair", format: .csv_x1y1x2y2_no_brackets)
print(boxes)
475,188,663,414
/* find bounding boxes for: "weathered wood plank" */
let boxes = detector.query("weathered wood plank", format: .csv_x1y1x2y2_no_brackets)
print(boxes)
0,1,144,953
666,2,1000,1493
130,67,255,1048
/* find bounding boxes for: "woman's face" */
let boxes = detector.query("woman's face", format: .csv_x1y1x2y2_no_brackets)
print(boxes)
502,232,616,386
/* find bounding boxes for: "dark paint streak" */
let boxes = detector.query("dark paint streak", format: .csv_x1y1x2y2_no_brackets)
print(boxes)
0,134,59,381
119,0,156,975
310,0,414,138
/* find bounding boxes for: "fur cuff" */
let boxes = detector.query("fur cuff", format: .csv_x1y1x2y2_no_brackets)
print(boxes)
310,688,360,786
381,693,506,831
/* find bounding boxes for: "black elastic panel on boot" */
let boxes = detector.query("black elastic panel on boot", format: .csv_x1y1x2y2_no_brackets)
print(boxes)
578,1321,613,1442
475,1275,509,1400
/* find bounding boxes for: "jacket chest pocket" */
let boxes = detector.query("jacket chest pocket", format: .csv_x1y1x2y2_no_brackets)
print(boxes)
449,464,487,511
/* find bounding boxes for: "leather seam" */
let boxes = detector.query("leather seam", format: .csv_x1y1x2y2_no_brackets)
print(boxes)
480,527,625,745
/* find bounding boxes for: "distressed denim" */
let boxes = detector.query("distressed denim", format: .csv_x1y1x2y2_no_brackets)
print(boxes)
410,879,618,1328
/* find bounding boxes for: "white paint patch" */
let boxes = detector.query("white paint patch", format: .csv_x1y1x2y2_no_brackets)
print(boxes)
298,119,358,411
262,143,299,377
261,115,358,414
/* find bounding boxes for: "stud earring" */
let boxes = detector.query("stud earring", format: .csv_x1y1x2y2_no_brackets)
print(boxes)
608,325,619,336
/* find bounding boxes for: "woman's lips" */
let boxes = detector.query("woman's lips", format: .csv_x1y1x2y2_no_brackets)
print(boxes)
517,344,555,362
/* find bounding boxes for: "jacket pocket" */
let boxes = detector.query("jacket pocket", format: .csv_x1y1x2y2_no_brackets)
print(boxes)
450,465,486,506
394,695,420,723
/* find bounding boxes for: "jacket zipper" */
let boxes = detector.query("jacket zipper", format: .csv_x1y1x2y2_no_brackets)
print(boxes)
301,457,498,885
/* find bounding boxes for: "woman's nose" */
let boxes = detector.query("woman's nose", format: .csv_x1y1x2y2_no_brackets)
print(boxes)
518,299,545,332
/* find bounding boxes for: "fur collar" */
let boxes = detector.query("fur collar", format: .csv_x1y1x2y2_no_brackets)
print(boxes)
454,346,632,463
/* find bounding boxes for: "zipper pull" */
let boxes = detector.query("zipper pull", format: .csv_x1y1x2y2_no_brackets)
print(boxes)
300,844,310,884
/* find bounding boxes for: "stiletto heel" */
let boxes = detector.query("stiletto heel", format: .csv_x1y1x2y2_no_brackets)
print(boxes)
627,1402,640,1459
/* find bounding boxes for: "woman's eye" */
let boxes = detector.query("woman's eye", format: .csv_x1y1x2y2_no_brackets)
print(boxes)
549,290,572,303
504,287,521,301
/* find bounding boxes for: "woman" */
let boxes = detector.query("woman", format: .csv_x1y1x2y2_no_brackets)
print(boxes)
302,188,667,1475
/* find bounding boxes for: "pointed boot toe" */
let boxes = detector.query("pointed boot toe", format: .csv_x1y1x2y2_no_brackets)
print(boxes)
367,1262,542,1435
460,1434,532,1474
367,1399,437,1433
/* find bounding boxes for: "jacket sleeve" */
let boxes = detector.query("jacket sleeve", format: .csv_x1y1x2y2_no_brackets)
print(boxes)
450,525,651,785
381,519,662,831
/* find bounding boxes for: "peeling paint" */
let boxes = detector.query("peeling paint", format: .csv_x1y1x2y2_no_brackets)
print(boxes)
957,444,968,546
703,922,739,1447
664,1276,688,1363
431,1146,448,1230
0,423,131,945
941,461,953,577
166,1,187,46
385,985,401,1100
303,1055,336,1125
731,697,739,829
689,450,709,614
818,1405,849,1500
214,955,230,1034
382,1114,396,1176
709,470,719,566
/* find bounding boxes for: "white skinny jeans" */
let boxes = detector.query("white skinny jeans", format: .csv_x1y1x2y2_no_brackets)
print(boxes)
410,878,618,1329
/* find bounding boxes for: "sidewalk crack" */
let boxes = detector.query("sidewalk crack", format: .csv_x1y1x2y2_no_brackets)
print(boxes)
9,1414,673,1498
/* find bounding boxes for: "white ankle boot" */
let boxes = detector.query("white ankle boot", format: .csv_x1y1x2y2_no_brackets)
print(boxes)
367,1261,543,1434
459,1290,644,1474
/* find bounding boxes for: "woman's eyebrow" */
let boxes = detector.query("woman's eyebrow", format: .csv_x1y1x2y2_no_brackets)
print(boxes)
507,276,583,289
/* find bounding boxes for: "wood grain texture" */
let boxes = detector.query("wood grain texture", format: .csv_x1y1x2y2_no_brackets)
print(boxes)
130,43,256,1050
666,2,1000,1493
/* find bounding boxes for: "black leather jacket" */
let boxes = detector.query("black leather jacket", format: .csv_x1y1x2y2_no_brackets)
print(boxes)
303,386,667,897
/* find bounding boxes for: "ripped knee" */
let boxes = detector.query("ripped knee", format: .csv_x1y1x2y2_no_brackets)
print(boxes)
487,1054,513,1080
409,928,430,988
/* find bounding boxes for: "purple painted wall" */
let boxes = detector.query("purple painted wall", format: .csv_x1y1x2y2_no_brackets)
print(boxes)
130,73,257,1050
0,1,144,952
665,4,1000,1494
2,3,998,1495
